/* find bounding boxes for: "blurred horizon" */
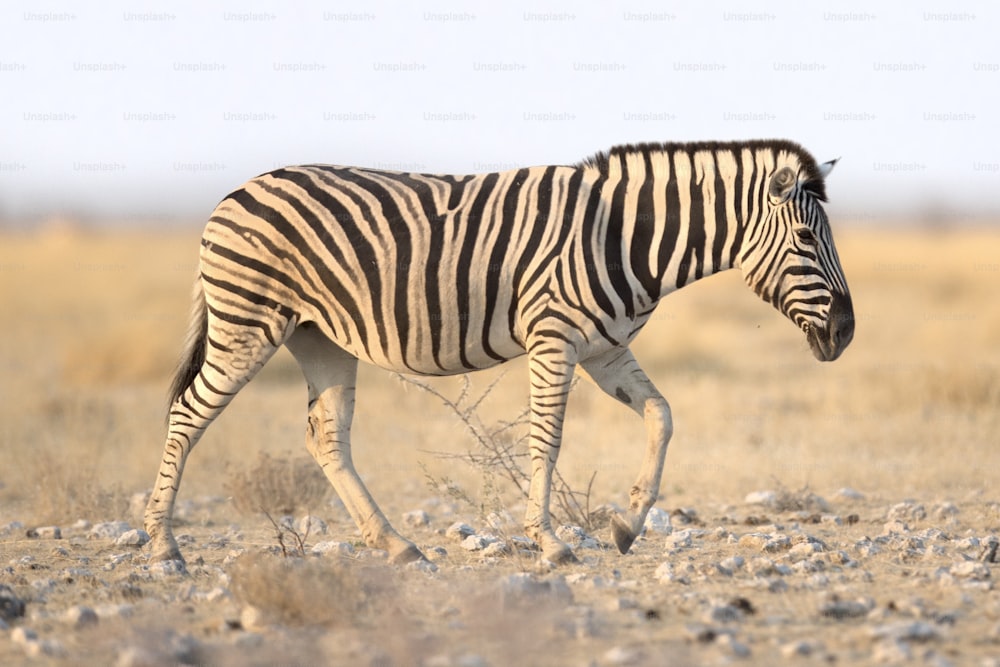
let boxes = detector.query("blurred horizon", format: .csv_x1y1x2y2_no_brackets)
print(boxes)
1,1,998,226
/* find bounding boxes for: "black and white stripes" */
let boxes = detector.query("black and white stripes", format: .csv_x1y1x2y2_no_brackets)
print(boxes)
146,139,854,565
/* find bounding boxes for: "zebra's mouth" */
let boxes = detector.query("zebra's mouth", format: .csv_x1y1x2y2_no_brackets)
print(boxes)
803,292,855,362
805,323,841,362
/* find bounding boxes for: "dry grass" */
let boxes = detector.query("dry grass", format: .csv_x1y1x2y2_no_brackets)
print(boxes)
224,452,332,518
228,552,395,627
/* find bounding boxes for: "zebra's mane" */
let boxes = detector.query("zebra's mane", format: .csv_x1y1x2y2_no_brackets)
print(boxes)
577,139,828,201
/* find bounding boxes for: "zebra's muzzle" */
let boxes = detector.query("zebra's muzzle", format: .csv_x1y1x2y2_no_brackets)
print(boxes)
807,291,855,362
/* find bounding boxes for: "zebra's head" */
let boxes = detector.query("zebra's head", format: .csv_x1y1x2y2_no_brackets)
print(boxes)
738,155,854,362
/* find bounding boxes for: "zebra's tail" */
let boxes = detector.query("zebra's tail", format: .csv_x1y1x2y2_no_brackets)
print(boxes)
167,278,208,413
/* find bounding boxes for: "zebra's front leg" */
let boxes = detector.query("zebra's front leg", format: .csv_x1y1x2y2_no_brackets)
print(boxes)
523,340,579,564
579,348,672,554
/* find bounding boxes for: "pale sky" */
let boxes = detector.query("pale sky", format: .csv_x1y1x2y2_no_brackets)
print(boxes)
1,1,998,224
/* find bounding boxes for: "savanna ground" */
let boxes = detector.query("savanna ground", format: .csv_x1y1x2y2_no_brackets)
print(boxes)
1,223,998,666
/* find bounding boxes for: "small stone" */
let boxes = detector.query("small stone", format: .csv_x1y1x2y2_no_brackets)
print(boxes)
116,645,162,667
949,561,990,581
72,519,92,531
0,584,27,621
446,522,476,540
643,507,672,534
933,502,959,520
871,638,912,662
819,595,874,619
556,525,599,549
66,605,99,629
310,541,355,557
715,633,751,658
405,559,438,573
11,626,38,645
240,605,268,630
835,487,865,501
148,560,185,577
89,521,131,541
26,526,61,539
24,638,66,658
882,520,910,535
403,510,430,527
115,529,150,547
887,501,926,522
738,533,790,552
869,621,941,642
295,515,328,536
603,645,642,665
780,640,816,658
461,534,494,551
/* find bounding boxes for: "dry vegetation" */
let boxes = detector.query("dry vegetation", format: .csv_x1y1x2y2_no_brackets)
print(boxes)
1,223,999,665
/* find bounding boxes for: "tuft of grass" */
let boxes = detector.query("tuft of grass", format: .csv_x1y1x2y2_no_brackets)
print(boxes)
23,449,129,525
229,552,394,627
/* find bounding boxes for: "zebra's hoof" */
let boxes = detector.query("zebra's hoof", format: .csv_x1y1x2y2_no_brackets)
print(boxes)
542,543,579,566
611,514,638,554
390,543,428,565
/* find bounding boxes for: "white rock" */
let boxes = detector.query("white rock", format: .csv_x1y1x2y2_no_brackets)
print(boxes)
643,507,673,534
654,562,689,585
403,509,430,527
310,541,355,557
835,487,865,501
887,501,926,522
89,521,131,540
461,534,495,551
933,502,959,520
240,605,268,630
603,645,642,665
949,561,990,581
445,522,476,540
147,559,185,577
72,519,92,531
295,515,328,536
115,529,150,547
556,525,599,549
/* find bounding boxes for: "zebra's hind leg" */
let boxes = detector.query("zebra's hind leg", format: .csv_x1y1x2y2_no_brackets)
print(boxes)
579,348,672,554
145,318,285,565
284,325,426,565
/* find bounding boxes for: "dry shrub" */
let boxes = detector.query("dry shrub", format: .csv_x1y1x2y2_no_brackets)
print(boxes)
23,449,128,525
224,452,332,517
229,552,393,627
770,481,828,513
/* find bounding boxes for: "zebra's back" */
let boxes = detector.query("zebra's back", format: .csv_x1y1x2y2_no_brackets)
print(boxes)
201,163,597,375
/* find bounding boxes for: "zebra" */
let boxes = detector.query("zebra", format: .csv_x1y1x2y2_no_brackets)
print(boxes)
145,139,854,566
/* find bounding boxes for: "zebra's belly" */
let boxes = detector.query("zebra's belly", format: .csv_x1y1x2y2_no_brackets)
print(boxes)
314,313,528,376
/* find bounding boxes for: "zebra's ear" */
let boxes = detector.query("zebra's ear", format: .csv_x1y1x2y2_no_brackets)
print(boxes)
817,159,838,179
768,166,797,205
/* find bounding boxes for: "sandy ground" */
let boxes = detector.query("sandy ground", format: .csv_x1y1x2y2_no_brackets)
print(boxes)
1,224,999,666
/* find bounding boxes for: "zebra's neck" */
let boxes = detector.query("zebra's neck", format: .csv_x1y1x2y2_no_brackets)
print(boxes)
590,144,757,304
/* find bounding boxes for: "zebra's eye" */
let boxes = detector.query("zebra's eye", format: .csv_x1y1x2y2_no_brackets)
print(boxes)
795,228,817,245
